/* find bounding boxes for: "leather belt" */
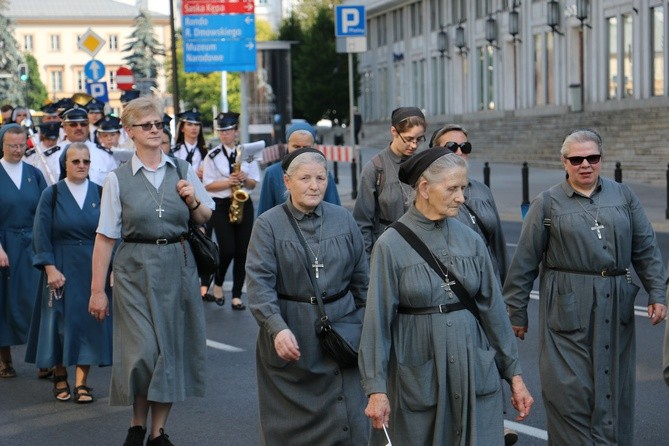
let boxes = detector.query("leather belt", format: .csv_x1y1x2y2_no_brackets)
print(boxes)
546,266,629,277
397,302,466,315
123,235,186,245
278,288,348,305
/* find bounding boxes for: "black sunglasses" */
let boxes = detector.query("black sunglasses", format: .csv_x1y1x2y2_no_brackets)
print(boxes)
70,159,91,165
132,121,164,131
564,154,601,166
445,141,472,154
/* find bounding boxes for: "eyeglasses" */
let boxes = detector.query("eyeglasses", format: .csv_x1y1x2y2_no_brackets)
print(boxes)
396,131,426,146
65,122,88,128
132,121,164,131
4,143,28,150
564,154,601,166
445,141,472,154
70,159,91,165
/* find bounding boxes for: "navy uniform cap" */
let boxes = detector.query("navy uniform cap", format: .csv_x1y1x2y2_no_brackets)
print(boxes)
60,104,89,122
178,108,201,124
38,122,61,139
55,98,75,112
86,98,105,112
163,113,173,127
215,111,239,130
41,103,59,116
95,115,122,133
120,89,141,104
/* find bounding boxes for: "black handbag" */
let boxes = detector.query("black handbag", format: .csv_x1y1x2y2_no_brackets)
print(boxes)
174,160,220,276
188,223,219,276
282,204,364,368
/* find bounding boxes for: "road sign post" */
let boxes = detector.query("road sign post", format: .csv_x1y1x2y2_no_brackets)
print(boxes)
86,82,109,103
84,59,106,82
335,5,366,199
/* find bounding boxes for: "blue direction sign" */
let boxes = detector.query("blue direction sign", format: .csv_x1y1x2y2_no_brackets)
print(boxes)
182,14,256,72
84,59,106,82
335,5,366,37
86,81,109,103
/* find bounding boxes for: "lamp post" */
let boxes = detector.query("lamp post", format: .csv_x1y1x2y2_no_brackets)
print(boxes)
455,24,468,55
509,4,521,109
575,0,589,110
485,15,498,48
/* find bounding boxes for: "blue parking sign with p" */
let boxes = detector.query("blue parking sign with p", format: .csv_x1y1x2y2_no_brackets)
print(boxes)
86,81,109,104
335,5,365,37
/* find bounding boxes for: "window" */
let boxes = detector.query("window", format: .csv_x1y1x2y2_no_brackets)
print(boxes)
367,19,372,48
108,34,119,51
429,0,441,32
410,3,423,37
431,56,446,115
607,14,635,99
109,69,118,91
76,69,86,91
51,70,63,92
412,59,425,107
23,35,34,52
376,15,388,47
50,34,61,52
534,32,555,106
393,9,404,42
452,0,468,22
477,46,495,110
651,6,664,96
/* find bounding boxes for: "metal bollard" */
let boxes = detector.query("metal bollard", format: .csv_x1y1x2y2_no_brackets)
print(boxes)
351,158,358,199
666,163,669,219
521,162,530,218
483,162,490,188
614,161,622,183
333,161,339,184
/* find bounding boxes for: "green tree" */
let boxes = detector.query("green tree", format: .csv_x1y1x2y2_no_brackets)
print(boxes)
290,5,359,124
24,53,48,110
0,0,27,106
123,9,165,90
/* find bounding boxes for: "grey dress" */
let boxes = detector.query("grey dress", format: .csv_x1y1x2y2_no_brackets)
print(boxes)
246,200,371,446
359,206,521,446
503,177,667,445
353,146,411,256
108,159,206,405
454,178,509,284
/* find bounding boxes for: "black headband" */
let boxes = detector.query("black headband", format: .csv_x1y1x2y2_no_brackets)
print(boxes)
398,147,450,186
282,147,325,172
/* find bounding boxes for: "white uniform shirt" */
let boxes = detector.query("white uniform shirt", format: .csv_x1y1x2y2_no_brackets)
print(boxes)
202,144,261,199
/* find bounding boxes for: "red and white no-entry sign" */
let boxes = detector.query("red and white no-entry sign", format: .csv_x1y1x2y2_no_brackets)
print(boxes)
116,66,135,91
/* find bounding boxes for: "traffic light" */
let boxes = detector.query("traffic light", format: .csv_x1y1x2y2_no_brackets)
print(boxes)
18,64,28,82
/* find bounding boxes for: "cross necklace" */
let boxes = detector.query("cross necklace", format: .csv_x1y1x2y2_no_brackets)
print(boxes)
140,170,166,218
426,220,456,297
575,194,604,239
292,211,325,279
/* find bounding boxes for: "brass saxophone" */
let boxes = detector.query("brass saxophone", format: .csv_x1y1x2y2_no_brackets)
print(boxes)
228,145,250,224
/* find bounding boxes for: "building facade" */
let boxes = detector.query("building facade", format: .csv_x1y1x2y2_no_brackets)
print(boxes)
358,0,669,122
5,0,170,114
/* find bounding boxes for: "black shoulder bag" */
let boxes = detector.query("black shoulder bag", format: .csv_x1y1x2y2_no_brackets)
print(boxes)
389,221,481,321
281,204,363,368
174,160,219,276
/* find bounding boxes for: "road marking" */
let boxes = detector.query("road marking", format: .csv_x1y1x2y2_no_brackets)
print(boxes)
504,420,548,441
206,339,244,352
529,291,652,317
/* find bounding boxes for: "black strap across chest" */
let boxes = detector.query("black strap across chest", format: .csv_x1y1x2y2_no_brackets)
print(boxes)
389,221,481,320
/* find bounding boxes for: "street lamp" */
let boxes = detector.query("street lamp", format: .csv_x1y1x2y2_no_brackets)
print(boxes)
485,16,498,48
576,0,589,26
455,24,468,55
509,8,520,42
547,0,563,35
437,26,450,59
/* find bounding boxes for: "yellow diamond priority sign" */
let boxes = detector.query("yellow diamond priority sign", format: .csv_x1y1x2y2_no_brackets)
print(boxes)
78,28,106,58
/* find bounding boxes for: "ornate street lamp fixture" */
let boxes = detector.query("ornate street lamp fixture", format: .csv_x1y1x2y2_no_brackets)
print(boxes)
576,0,589,27
509,6,520,42
485,15,498,47
547,0,563,35
455,24,468,55
437,26,450,59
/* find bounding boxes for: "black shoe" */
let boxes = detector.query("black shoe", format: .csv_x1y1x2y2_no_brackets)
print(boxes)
123,426,146,446
146,428,174,446
504,427,519,446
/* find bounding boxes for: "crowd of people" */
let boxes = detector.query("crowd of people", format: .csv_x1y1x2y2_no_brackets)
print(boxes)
1,97,668,446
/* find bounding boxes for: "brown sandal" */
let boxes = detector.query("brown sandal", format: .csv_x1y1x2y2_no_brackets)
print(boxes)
73,385,94,404
52,374,71,401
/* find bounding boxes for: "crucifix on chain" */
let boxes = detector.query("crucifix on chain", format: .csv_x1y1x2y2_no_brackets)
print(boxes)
441,276,456,298
312,257,324,279
156,206,165,218
591,220,604,239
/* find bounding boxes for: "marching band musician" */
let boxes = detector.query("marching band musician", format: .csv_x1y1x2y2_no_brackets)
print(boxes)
23,122,62,185
173,109,207,180
201,112,260,311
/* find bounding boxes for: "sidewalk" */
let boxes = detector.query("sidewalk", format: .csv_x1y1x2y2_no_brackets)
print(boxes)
334,157,669,233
